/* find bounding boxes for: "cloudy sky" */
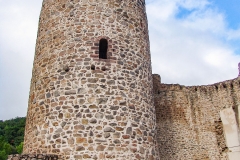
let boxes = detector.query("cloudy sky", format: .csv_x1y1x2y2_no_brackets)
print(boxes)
0,0,240,120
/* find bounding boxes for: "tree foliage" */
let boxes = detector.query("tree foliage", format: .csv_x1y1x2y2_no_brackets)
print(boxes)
0,117,26,160
16,142,23,154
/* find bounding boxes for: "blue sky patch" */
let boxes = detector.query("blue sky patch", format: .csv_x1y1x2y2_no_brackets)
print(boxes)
176,7,195,19
175,0,240,29
211,0,240,29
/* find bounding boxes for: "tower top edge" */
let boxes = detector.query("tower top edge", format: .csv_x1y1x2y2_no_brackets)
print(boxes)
43,0,145,5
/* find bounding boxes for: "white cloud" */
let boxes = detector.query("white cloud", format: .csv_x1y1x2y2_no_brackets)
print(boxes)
0,0,42,120
176,0,209,10
147,0,240,85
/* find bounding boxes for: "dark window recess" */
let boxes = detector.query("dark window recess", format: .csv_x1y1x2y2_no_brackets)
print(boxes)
99,39,108,59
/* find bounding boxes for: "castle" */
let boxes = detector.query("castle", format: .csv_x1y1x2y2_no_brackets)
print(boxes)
8,0,240,160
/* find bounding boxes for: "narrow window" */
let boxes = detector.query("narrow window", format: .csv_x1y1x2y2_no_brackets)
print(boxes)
99,39,108,59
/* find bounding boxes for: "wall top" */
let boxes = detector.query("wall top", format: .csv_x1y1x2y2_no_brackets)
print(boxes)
238,62,240,77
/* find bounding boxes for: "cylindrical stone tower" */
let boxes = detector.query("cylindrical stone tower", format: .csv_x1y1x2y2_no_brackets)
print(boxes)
24,0,158,159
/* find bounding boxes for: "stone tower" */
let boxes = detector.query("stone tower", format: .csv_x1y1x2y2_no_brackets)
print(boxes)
23,0,158,159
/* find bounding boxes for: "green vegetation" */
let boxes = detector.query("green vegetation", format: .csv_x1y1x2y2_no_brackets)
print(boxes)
0,117,26,160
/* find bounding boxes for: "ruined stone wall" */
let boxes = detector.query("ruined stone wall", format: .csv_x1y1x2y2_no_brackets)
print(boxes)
153,74,240,160
24,0,158,159
8,154,61,160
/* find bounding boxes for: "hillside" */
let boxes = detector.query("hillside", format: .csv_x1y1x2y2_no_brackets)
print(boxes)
0,117,25,160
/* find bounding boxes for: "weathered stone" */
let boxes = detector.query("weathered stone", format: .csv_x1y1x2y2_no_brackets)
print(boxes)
105,115,114,120
87,84,97,88
104,127,115,132
76,112,82,118
76,138,87,144
109,123,117,126
89,105,98,109
107,80,115,85
74,155,82,159
76,146,85,151
113,139,121,144
78,88,86,94
55,128,62,133
104,133,110,138
74,125,85,130
88,97,95,103
96,98,108,104
83,154,91,159
96,145,106,151
68,138,74,145
126,127,132,135
95,139,107,143
89,118,97,123
53,134,60,139
117,60,124,65
131,148,137,153
116,127,124,131
54,91,60,97
46,92,51,98
129,105,135,110
65,90,76,95
110,106,119,110
122,135,130,139
135,129,142,135
95,113,104,119
82,119,88,125
61,122,67,128
58,113,63,119
79,99,85,105
139,147,145,154
88,138,93,143
120,101,126,105
88,78,98,83
74,105,79,109
113,132,121,138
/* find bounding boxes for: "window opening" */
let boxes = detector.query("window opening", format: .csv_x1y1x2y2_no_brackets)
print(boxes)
99,39,108,59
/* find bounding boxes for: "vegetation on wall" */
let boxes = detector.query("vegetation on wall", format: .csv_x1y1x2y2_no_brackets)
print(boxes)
0,117,25,160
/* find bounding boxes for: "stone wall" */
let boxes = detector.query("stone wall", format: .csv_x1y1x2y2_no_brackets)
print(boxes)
8,154,61,160
24,0,158,159
153,74,240,160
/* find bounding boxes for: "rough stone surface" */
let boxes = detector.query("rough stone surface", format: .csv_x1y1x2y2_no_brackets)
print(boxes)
8,154,62,160
153,74,240,160
23,0,158,159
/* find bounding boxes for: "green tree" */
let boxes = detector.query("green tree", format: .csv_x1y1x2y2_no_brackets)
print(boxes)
3,143,11,155
0,150,7,160
0,117,26,147
0,142,16,160
16,142,23,154
0,117,26,159
0,136,4,150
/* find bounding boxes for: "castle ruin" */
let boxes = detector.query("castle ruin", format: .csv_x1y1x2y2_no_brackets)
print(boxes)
8,0,240,159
